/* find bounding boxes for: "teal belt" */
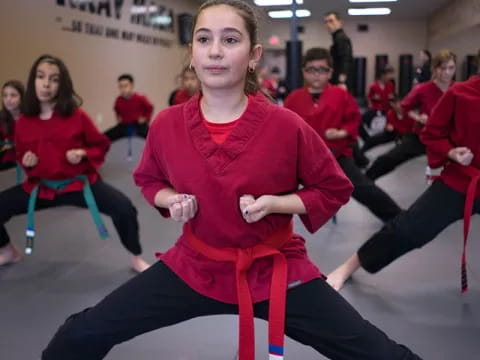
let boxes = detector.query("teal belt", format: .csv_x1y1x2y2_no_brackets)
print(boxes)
0,141,23,184
25,175,109,254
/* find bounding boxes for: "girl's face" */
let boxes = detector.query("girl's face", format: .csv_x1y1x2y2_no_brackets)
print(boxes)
35,61,60,103
2,86,21,113
434,59,456,83
191,5,262,92
302,59,332,91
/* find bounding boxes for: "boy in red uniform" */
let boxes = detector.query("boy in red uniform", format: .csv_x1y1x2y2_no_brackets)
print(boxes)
328,64,480,292
366,50,456,181
285,48,401,223
42,2,421,360
0,55,149,272
356,65,396,164
105,74,154,141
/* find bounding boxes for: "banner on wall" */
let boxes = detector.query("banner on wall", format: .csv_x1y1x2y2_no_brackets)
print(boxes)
56,0,178,47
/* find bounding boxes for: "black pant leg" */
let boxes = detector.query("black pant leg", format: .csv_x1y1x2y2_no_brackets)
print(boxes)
135,123,149,138
366,133,425,180
338,156,402,222
104,123,126,142
42,261,237,360
54,180,143,255
0,185,67,248
358,180,473,273
362,131,396,152
89,180,142,255
254,279,422,360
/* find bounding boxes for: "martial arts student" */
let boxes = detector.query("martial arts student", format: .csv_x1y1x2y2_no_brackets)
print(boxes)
0,80,24,171
0,55,149,272
104,73,154,141
327,70,480,292
361,95,415,153
171,66,200,105
366,50,456,181
42,2,421,360
360,65,395,141
284,48,402,223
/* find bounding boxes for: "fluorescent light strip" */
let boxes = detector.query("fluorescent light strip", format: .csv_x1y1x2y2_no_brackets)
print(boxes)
349,0,397,3
255,0,303,6
348,7,391,15
268,9,311,18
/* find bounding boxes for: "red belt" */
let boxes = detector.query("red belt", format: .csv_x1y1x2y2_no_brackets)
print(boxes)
450,164,480,293
185,222,293,360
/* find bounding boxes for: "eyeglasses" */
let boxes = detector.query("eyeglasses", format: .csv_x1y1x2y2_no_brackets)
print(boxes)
304,66,331,75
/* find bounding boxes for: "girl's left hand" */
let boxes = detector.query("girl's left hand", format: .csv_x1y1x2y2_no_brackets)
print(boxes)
240,194,276,223
66,149,86,164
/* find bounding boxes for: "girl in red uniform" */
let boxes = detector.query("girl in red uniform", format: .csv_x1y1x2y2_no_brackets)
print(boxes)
0,80,24,171
42,2,421,359
0,55,149,272
327,64,480,292
366,50,456,181
172,66,200,105
285,48,401,223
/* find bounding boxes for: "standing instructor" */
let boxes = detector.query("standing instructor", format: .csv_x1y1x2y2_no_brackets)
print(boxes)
324,11,354,91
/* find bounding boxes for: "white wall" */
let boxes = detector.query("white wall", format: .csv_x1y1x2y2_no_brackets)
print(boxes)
259,16,427,91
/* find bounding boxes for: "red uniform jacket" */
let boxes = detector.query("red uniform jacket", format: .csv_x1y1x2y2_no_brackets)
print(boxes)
261,78,278,99
421,75,480,200
368,81,395,112
134,92,353,304
15,108,110,199
172,89,194,105
284,85,360,159
386,109,415,136
402,80,452,135
114,93,154,125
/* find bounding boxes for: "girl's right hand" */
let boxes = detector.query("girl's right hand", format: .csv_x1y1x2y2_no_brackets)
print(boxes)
167,194,198,222
22,151,38,168
448,147,474,166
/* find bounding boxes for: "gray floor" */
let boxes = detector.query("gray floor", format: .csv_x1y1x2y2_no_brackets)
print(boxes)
1,138,479,359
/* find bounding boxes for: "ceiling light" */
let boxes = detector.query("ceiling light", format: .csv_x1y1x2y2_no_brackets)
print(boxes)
255,0,303,6
348,7,392,15
268,9,311,18
349,0,397,3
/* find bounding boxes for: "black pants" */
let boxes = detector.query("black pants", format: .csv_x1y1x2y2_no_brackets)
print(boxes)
42,261,421,360
104,123,148,142
0,180,142,255
366,132,425,181
0,151,16,171
362,131,398,152
338,156,402,222
358,180,480,273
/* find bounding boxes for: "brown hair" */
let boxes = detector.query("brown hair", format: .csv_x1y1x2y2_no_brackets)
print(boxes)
477,48,480,72
431,49,456,72
23,54,83,117
191,0,260,94
302,48,333,68
0,80,24,136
